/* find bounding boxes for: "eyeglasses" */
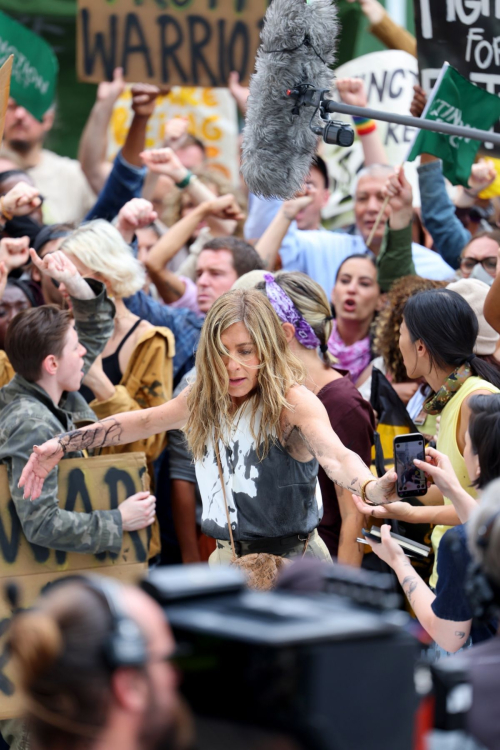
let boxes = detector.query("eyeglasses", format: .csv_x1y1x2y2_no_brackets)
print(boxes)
460,256,497,274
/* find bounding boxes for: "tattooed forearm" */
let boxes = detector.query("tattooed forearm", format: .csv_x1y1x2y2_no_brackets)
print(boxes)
402,575,418,607
57,417,123,453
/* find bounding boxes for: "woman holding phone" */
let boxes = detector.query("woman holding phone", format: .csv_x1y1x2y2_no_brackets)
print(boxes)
353,288,500,587
20,289,398,563
362,394,500,655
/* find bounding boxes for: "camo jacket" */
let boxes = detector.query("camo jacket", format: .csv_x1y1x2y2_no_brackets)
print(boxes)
0,280,123,555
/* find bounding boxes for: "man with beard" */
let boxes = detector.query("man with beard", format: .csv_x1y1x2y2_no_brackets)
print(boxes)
7,576,189,750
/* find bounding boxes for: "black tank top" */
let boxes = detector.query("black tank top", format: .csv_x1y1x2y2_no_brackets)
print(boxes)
80,318,142,403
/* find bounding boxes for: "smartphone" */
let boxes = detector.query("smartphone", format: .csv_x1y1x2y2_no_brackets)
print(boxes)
393,433,426,498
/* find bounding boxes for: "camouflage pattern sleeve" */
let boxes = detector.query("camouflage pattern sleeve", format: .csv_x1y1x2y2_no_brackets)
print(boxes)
7,419,123,554
71,279,115,376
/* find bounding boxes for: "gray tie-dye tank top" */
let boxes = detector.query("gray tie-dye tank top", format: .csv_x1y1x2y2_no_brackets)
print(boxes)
195,402,322,541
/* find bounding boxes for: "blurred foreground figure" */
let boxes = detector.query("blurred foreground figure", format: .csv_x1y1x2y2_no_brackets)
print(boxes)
8,576,192,750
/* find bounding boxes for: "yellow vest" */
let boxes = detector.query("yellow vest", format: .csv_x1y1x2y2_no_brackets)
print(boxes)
430,376,499,588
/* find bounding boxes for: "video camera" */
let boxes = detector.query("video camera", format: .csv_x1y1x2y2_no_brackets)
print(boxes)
143,562,420,750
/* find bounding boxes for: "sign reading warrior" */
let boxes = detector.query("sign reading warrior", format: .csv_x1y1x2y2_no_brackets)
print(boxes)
0,452,149,719
77,0,268,88
414,0,500,153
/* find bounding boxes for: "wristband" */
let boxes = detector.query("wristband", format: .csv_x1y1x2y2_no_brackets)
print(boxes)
352,116,377,137
360,477,377,504
175,171,195,189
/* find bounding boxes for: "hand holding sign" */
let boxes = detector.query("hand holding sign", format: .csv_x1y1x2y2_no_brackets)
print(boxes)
345,0,385,25
119,491,156,531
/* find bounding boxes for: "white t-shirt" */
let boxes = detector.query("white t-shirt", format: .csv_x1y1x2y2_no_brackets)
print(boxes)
28,150,96,224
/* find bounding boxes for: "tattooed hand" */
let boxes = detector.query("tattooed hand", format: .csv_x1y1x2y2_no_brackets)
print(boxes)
19,438,65,500
365,469,398,505
363,523,406,568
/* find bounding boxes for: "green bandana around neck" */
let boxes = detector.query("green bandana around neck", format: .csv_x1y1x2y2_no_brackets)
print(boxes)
423,362,472,415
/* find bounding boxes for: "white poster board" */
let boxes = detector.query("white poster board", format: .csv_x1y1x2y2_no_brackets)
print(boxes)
323,49,421,221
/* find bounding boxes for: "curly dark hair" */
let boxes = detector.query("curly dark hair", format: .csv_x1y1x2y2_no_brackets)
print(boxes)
373,275,447,383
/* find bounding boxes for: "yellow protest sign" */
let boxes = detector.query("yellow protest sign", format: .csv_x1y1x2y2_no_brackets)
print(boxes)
109,85,238,182
0,452,149,719
77,0,267,88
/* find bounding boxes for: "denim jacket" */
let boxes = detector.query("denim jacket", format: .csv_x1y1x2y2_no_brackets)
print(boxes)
418,159,471,270
85,150,146,223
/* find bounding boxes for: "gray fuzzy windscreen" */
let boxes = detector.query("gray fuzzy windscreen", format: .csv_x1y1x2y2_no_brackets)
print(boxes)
241,0,338,201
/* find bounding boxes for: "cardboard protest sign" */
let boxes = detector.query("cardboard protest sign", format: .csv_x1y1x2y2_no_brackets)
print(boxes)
108,86,238,183
414,1,500,155
77,0,267,88
0,11,58,121
0,55,13,145
0,451,149,719
321,50,420,222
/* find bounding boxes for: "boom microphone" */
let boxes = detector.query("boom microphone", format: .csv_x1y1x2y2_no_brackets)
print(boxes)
241,0,339,201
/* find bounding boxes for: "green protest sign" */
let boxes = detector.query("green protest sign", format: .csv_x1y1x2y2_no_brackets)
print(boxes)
407,62,500,186
0,10,58,121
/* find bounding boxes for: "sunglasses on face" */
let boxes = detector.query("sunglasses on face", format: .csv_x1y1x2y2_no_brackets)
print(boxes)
460,256,498,273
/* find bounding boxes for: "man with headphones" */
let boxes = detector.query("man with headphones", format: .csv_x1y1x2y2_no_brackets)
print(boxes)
6,575,189,750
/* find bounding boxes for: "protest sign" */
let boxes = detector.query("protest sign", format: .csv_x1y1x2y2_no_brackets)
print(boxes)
321,50,420,221
77,0,267,88
0,451,149,719
0,11,58,121
414,1,500,154
0,55,13,145
108,85,239,182
407,63,500,186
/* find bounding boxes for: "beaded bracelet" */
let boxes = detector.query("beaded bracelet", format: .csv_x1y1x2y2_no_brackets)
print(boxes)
352,115,377,137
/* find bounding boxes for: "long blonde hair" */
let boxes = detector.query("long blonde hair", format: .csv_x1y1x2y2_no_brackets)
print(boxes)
185,289,305,460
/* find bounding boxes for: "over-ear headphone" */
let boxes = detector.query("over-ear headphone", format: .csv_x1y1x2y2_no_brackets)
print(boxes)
465,510,500,622
83,576,148,671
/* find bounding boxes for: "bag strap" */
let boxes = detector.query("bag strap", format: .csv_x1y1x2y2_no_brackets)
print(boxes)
214,440,237,561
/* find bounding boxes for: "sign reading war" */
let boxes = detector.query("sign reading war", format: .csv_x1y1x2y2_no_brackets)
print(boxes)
414,0,500,153
77,0,269,88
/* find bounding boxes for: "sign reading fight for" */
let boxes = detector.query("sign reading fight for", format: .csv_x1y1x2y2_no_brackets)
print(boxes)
0,11,58,121
108,85,239,182
77,0,268,88
414,0,500,154
0,452,149,719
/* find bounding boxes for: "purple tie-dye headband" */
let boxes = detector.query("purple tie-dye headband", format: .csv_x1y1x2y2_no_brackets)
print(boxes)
264,274,321,349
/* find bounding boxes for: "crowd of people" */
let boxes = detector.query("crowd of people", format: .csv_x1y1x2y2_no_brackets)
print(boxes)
2,1,500,747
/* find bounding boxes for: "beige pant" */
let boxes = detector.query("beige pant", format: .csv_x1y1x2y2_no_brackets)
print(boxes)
208,529,332,566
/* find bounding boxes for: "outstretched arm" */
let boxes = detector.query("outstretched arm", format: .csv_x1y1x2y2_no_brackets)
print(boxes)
365,525,471,652
286,387,397,504
19,389,190,500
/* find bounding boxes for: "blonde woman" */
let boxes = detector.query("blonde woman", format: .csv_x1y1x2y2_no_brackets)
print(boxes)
59,220,174,492
257,272,375,566
20,289,398,561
